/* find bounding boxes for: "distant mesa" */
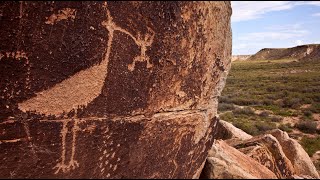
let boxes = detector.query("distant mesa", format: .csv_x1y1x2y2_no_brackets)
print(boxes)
231,55,251,62
233,44,320,62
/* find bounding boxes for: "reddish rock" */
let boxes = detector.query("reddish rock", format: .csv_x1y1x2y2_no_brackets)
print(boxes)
200,140,277,179
215,119,252,141
0,1,232,178
230,134,295,179
269,129,320,178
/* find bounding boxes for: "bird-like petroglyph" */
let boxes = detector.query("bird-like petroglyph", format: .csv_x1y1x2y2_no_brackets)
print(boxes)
17,3,155,117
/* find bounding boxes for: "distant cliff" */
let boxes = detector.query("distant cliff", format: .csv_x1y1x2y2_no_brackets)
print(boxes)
248,44,320,61
231,55,251,62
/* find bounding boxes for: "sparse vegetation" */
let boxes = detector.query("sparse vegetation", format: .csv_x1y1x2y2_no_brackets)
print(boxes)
278,123,293,133
300,136,320,156
295,120,319,134
218,58,320,142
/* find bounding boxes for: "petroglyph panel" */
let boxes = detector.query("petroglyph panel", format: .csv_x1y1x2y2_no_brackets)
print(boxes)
0,112,218,178
0,1,232,179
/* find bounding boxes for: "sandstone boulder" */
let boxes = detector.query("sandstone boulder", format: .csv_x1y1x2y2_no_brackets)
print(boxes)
215,119,252,140
291,174,317,179
269,129,320,178
230,134,295,178
200,140,277,179
0,2,232,178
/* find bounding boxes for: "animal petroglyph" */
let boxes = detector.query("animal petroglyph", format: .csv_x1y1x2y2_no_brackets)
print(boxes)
18,4,155,116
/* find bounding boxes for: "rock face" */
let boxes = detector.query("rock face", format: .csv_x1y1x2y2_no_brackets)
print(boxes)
200,140,277,179
230,134,295,179
215,119,252,140
0,1,232,178
269,129,320,178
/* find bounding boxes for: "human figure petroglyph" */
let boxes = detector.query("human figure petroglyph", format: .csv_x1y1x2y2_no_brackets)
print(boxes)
128,27,155,71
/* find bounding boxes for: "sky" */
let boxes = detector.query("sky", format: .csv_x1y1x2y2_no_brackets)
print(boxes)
231,1,320,55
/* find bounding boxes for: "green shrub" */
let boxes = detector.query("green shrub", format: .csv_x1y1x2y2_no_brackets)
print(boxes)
255,121,277,132
295,121,318,134
233,121,259,136
270,116,283,122
218,103,235,112
219,96,233,104
220,112,234,122
262,99,274,106
303,110,313,117
231,97,259,106
233,107,255,116
259,111,270,117
282,97,301,108
300,136,320,156
279,123,293,133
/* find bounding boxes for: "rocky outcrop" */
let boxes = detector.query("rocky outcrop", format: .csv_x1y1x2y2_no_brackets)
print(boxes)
0,1,232,178
230,134,295,178
231,55,251,62
248,44,320,61
312,151,320,175
200,140,277,179
269,129,320,178
215,120,252,140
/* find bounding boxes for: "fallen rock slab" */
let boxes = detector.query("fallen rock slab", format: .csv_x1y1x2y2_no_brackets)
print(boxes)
200,140,277,179
215,119,252,141
269,129,320,178
230,134,295,179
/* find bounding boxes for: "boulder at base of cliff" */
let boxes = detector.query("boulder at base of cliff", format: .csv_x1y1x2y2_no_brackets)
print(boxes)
229,134,295,179
215,119,252,141
269,129,320,178
200,140,277,179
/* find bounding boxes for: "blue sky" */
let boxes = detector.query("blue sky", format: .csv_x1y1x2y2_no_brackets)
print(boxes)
231,1,320,55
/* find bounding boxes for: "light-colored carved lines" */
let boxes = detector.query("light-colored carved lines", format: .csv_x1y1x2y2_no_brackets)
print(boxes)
0,138,25,144
101,3,155,72
52,119,80,174
127,27,155,71
53,120,69,174
18,1,155,116
98,126,111,176
0,51,30,90
45,8,76,25
97,124,122,177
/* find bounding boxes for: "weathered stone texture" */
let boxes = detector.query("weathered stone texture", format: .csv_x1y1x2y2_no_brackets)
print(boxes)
200,140,277,179
215,119,252,141
269,129,320,178
230,134,295,179
0,1,232,178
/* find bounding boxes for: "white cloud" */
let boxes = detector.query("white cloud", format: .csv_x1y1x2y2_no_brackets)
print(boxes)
312,12,320,16
232,1,320,22
238,29,308,41
296,40,303,45
300,1,320,6
234,23,309,54
266,23,302,31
